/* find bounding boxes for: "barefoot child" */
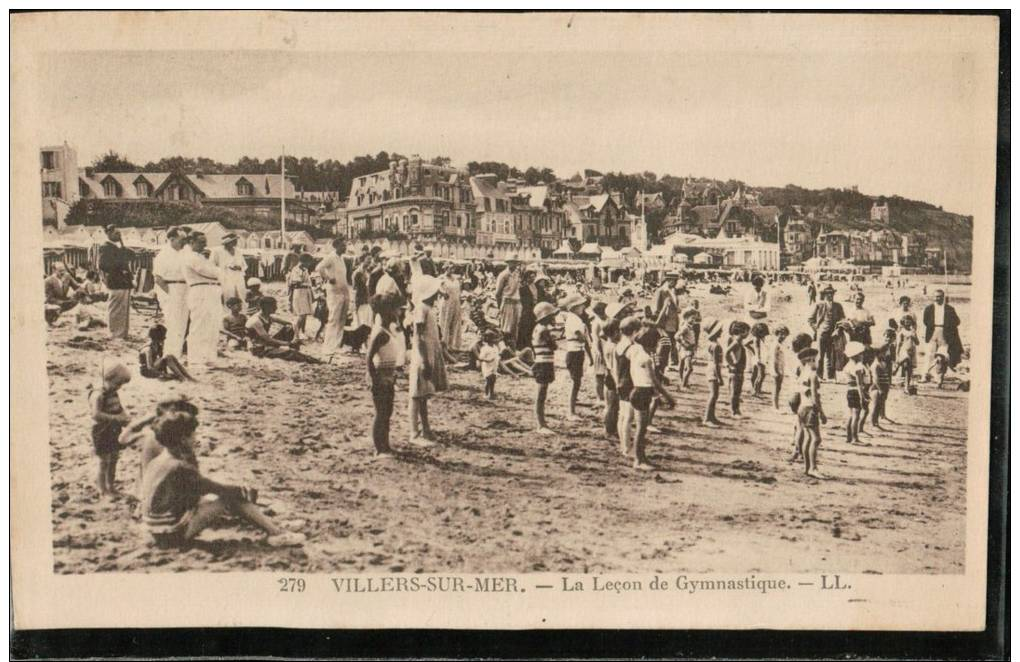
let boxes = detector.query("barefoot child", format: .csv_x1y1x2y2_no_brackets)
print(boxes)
702,318,724,427
748,321,770,397
725,320,749,418
601,317,622,441
560,294,593,421
896,314,919,394
140,409,305,548
676,308,699,389
788,333,815,461
365,292,404,457
629,326,676,471
797,347,828,478
769,324,789,410
88,363,132,496
408,275,448,447
615,316,642,453
870,328,896,428
286,254,315,341
590,301,608,402
842,341,868,445
531,301,559,435
139,324,195,381
478,329,501,400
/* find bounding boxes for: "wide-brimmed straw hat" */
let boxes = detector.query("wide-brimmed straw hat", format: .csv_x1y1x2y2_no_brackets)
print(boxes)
559,293,587,311
703,317,723,340
246,277,262,287
844,341,866,359
797,347,819,361
413,275,443,302
534,301,558,322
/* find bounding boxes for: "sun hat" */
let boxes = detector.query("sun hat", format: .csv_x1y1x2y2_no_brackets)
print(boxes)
222,233,238,244
559,292,587,311
605,302,632,320
246,277,262,287
844,341,866,359
533,301,558,322
797,347,819,361
413,275,443,302
703,317,723,340
103,362,131,383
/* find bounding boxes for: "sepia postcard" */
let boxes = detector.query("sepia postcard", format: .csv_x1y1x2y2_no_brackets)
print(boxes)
10,11,1002,633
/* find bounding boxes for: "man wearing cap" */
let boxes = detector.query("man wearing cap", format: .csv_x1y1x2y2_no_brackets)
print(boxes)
416,244,437,277
922,289,963,376
315,237,352,357
494,261,523,349
181,232,223,367
97,224,135,339
210,233,248,304
808,284,845,380
152,228,190,358
744,273,770,320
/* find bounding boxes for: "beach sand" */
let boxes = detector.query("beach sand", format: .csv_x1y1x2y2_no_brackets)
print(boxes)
46,277,969,574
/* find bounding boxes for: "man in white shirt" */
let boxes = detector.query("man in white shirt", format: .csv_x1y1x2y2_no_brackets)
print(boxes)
315,237,352,357
181,232,223,368
152,228,190,358
210,233,247,303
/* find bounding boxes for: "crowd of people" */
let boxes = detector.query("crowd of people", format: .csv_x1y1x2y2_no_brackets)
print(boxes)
49,224,968,549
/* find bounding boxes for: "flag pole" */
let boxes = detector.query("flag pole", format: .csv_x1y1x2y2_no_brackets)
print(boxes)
280,147,286,245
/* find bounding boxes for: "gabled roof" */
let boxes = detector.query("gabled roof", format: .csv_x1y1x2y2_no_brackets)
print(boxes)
516,185,551,209
79,171,171,199
187,173,296,199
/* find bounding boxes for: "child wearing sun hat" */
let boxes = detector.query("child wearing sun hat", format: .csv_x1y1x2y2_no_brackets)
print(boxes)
841,340,868,446
796,346,827,478
531,301,559,435
559,293,593,422
701,318,724,427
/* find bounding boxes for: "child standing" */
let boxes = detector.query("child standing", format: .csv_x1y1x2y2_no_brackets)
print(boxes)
286,254,315,341
788,333,815,462
601,317,622,442
870,328,896,427
365,292,404,457
590,301,609,402
478,329,501,400
408,276,448,447
725,320,749,418
531,301,559,435
842,341,868,445
629,326,676,471
676,308,700,389
769,324,789,410
560,294,593,421
702,318,724,427
88,363,132,496
796,347,827,478
615,316,642,453
896,314,919,394
748,322,770,397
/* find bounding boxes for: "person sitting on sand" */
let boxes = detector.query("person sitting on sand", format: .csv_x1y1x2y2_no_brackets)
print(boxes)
244,277,263,317
88,363,133,497
221,297,248,349
140,408,305,548
246,296,320,364
365,291,404,458
139,324,195,382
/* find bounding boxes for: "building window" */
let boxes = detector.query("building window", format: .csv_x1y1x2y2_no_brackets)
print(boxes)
41,151,58,170
135,181,152,198
236,180,255,196
411,214,419,227
42,182,61,198
102,179,121,198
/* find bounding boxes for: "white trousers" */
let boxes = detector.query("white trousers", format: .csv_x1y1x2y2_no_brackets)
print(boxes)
926,327,948,373
323,291,349,354
163,283,190,358
187,285,221,365
220,273,246,304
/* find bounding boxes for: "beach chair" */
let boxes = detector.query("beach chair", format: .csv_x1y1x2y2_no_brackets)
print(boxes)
130,268,160,314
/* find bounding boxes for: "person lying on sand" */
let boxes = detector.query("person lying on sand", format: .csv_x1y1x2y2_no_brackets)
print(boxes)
139,407,305,548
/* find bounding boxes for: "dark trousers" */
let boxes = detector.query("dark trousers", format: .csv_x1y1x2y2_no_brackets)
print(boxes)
604,387,620,438
371,383,394,453
729,371,744,414
816,332,837,379
484,374,496,398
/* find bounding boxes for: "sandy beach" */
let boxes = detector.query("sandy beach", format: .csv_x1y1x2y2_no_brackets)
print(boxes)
46,276,970,575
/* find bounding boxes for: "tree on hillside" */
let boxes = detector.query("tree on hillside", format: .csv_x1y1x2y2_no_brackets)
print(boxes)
92,151,138,172
523,166,556,185
430,156,452,167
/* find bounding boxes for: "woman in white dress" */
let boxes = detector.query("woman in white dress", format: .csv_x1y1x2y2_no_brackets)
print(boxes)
287,254,315,340
438,264,463,351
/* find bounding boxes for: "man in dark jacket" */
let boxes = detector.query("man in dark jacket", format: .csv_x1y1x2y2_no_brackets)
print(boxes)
922,288,964,373
808,284,845,380
98,225,135,338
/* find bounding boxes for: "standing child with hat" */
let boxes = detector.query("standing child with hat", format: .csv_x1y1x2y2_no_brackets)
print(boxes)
788,333,815,462
408,275,448,447
287,253,316,341
88,362,133,496
560,293,593,421
748,321,770,397
365,291,405,458
589,301,609,402
702,318,724,427
841,341,869,446
676,306,700,389
600,315,623,441
531,301,559,435
478,329,502,400
796,346,828,478
629,326,676,471
725,320,750,418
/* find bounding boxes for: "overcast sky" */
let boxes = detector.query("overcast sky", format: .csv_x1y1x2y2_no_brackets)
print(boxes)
37,43,987,214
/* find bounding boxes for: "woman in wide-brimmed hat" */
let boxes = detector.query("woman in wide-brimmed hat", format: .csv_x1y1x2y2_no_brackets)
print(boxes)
407,275,448,447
